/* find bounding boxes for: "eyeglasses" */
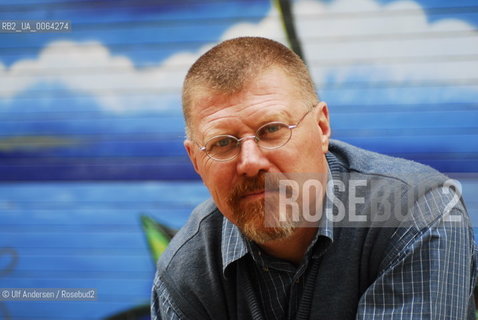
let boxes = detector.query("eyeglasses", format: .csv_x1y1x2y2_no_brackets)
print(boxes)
197,105,316,162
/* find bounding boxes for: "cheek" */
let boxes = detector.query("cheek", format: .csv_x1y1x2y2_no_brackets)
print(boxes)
201,166,235,200
271,137,322,171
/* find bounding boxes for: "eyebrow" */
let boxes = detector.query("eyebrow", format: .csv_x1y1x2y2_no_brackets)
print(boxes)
202,109,293,142
257,110,292,125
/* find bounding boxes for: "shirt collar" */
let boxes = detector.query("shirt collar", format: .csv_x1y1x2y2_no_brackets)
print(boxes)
221,216,248,276
318,164,334,241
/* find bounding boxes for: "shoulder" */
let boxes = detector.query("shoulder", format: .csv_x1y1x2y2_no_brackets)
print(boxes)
156,198,223,275
327,141,474,280
328,139,449,188
153,199,229,319
327,139,465,230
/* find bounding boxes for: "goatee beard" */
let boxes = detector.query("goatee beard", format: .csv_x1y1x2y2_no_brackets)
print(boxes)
227,173,297,244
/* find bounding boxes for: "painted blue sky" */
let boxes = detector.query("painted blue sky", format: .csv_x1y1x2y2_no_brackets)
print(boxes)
0,0,270,67
378,0,478,27
0,0,477,179
0,4,475,320
1,0,476,66
1,4,476,320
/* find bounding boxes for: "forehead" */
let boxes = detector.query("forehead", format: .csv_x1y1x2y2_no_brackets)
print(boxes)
189,68,302,138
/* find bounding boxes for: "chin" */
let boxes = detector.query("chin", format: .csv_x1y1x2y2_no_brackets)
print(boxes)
232,198,297,244
241,222,295,244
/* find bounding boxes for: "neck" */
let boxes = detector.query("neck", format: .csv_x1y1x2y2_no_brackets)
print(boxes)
257,226,318,265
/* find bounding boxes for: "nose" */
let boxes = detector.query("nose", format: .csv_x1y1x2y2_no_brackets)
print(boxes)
236,138,271,177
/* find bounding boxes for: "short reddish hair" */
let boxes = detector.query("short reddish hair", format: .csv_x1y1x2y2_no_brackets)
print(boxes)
182,37,318,137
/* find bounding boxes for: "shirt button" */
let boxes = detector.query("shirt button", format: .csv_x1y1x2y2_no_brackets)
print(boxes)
263,267,269,272
295,279,300,283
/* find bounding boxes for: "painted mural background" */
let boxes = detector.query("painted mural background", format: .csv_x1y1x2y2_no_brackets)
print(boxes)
0,0,477,319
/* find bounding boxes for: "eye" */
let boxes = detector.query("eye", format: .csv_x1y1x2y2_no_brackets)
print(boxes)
205,136,237,152
216,137,233,147
257,122,287,139
265,124,281,133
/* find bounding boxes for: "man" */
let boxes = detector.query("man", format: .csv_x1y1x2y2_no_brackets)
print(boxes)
151,37,477,319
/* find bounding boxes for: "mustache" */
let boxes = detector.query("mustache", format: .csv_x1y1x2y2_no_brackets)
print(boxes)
230,174,266,202
229,173,284,204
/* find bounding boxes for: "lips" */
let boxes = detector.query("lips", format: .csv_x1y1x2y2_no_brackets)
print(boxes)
242,190,264,198
241,190,265,200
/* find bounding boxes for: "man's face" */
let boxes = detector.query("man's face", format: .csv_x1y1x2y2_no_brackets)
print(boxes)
184,67,331,244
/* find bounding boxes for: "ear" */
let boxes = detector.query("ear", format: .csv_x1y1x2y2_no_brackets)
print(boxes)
315,101,331,153
184,139,201,175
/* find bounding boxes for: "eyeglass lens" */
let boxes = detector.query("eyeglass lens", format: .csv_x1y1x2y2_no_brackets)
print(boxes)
205,122,292,160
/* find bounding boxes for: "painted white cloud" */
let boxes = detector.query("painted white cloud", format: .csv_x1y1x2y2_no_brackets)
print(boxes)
0,41,203,112
0,8,284,113
293,0,478,90
1,0,477,113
